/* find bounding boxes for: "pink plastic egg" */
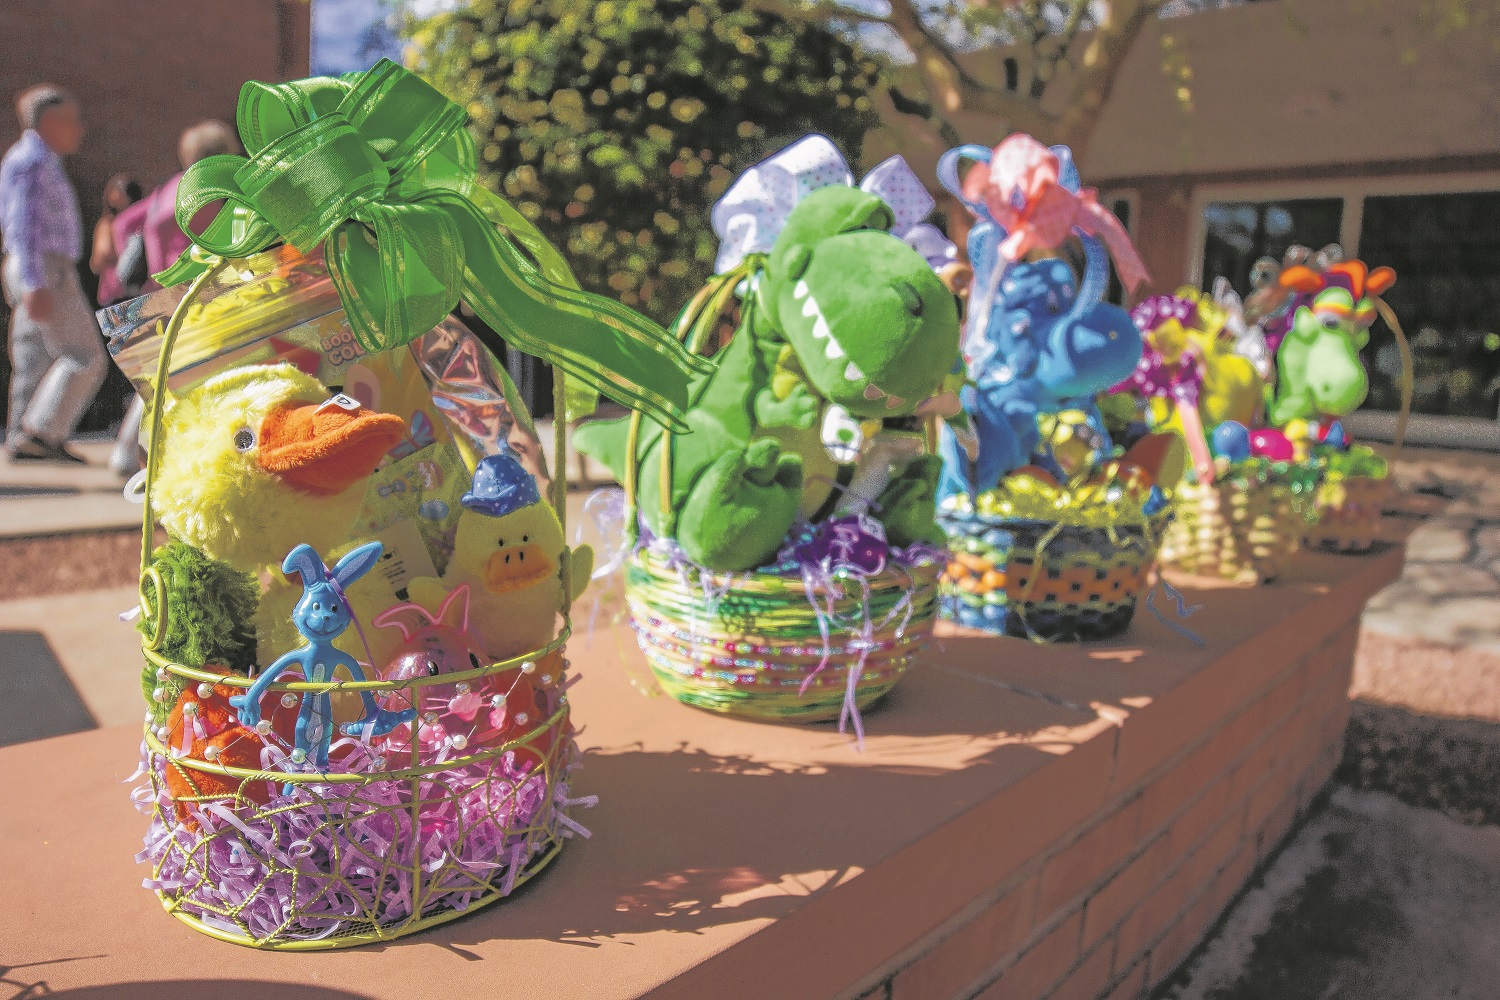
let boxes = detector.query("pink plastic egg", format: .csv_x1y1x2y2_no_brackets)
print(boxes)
1250,428,1294,462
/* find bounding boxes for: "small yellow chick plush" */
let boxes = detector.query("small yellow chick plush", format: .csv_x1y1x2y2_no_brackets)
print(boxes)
152,363,407,572
408,452,593,661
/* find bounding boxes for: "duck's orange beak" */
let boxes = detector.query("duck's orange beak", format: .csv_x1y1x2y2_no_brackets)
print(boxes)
482,544,554,593
257,398,407,495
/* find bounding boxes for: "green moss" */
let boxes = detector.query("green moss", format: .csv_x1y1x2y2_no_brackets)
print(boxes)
140,541,260,720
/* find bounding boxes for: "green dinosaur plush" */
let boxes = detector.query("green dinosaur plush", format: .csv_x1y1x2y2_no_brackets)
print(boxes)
1269,289,1371,425
576,185,960,572
1268,261,1391,425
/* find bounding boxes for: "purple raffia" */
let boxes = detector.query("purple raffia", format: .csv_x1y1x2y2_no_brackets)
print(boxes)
775,515,942,746
631,512,942,746
133,733,588,942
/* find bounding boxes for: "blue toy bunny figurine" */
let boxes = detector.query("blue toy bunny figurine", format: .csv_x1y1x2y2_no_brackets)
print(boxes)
230,541,416,789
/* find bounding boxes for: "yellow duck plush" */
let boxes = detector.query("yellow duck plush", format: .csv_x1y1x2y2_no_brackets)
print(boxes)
408,452,593,662
151,363,407,660
153,363,407,570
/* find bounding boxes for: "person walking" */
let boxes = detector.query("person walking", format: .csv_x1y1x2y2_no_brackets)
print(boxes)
108,120,240,477
90,173,144,308
0,84,106,463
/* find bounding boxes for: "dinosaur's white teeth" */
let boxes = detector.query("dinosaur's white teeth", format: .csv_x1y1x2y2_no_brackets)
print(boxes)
802,295,819,318
811,316,830,340
793,280,809,300
844,361,863,381
886,394,906,409
825,338,845,360
863,384,885,401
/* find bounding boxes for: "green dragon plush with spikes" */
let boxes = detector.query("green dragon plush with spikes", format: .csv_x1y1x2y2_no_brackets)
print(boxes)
576,184,961,572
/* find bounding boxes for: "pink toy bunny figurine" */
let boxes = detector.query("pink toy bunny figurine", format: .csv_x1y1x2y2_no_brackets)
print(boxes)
373,585,490,749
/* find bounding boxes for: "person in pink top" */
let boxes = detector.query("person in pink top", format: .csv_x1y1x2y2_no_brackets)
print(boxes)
90,173,144,308
108,120,240,476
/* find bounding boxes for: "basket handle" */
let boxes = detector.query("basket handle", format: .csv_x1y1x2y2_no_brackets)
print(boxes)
623,265,747,537
137,261,232,646
1374,295,1413,456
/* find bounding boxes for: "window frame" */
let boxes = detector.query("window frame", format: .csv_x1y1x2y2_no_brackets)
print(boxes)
1186,172,1500,436
1186,171,1500,288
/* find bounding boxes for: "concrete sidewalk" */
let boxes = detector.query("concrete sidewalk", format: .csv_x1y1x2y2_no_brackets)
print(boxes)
0,436,139,537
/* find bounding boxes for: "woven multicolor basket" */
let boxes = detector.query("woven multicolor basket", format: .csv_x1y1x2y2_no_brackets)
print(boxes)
939,508,1163,642
1158,464,1321,583
625,545,940,724
1305,474,1390,552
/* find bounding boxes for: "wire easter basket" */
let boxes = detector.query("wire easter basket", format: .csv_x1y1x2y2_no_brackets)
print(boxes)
107,59,717,949
127,259,588,950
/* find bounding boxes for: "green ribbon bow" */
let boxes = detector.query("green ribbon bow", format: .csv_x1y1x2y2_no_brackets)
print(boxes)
156,59,710,429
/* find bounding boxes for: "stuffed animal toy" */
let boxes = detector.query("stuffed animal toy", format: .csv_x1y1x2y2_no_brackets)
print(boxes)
1164,287,1265,429
148,362,407,664
1268,260,1394,425
576,170,961,572
140,539,260,723
151,363,407,572
230,542,414,788
934,136,1148,501
407,452,593,661
937,255,1142,499
161,665,274,828
1116,291,1265,484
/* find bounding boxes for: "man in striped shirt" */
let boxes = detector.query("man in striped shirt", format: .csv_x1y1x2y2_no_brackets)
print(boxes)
0,84,106,463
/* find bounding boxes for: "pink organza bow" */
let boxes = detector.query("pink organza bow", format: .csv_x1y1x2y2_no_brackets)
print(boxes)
961,134,1150,292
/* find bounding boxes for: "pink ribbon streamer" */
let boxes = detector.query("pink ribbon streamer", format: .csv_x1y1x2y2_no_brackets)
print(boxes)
961,134,1150,292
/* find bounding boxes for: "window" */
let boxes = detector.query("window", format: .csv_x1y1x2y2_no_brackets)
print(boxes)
1102,190,1138,305
1200,198,1344,298
1357,191,1500,418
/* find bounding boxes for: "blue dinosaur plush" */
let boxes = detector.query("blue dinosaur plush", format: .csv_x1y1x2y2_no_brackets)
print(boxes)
937,240,1142,500
935,136,1145,500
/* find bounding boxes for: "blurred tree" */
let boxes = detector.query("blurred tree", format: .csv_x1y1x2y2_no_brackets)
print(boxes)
757,0,1200,155
408,0,882,323
765,0,1498,157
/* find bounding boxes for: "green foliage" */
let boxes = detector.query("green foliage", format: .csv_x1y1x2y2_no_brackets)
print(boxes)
409,0,882,321
141,541,260,722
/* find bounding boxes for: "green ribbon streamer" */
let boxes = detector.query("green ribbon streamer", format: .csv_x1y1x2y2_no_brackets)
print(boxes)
156,59,710,430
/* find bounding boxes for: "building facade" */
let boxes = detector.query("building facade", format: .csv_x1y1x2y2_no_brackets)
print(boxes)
0,0,309,431
1081,0,1500,426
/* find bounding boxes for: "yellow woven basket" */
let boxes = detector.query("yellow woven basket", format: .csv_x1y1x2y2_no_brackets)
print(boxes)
1158,467,1320,583
131,261,587,949
1305,474,1390,553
